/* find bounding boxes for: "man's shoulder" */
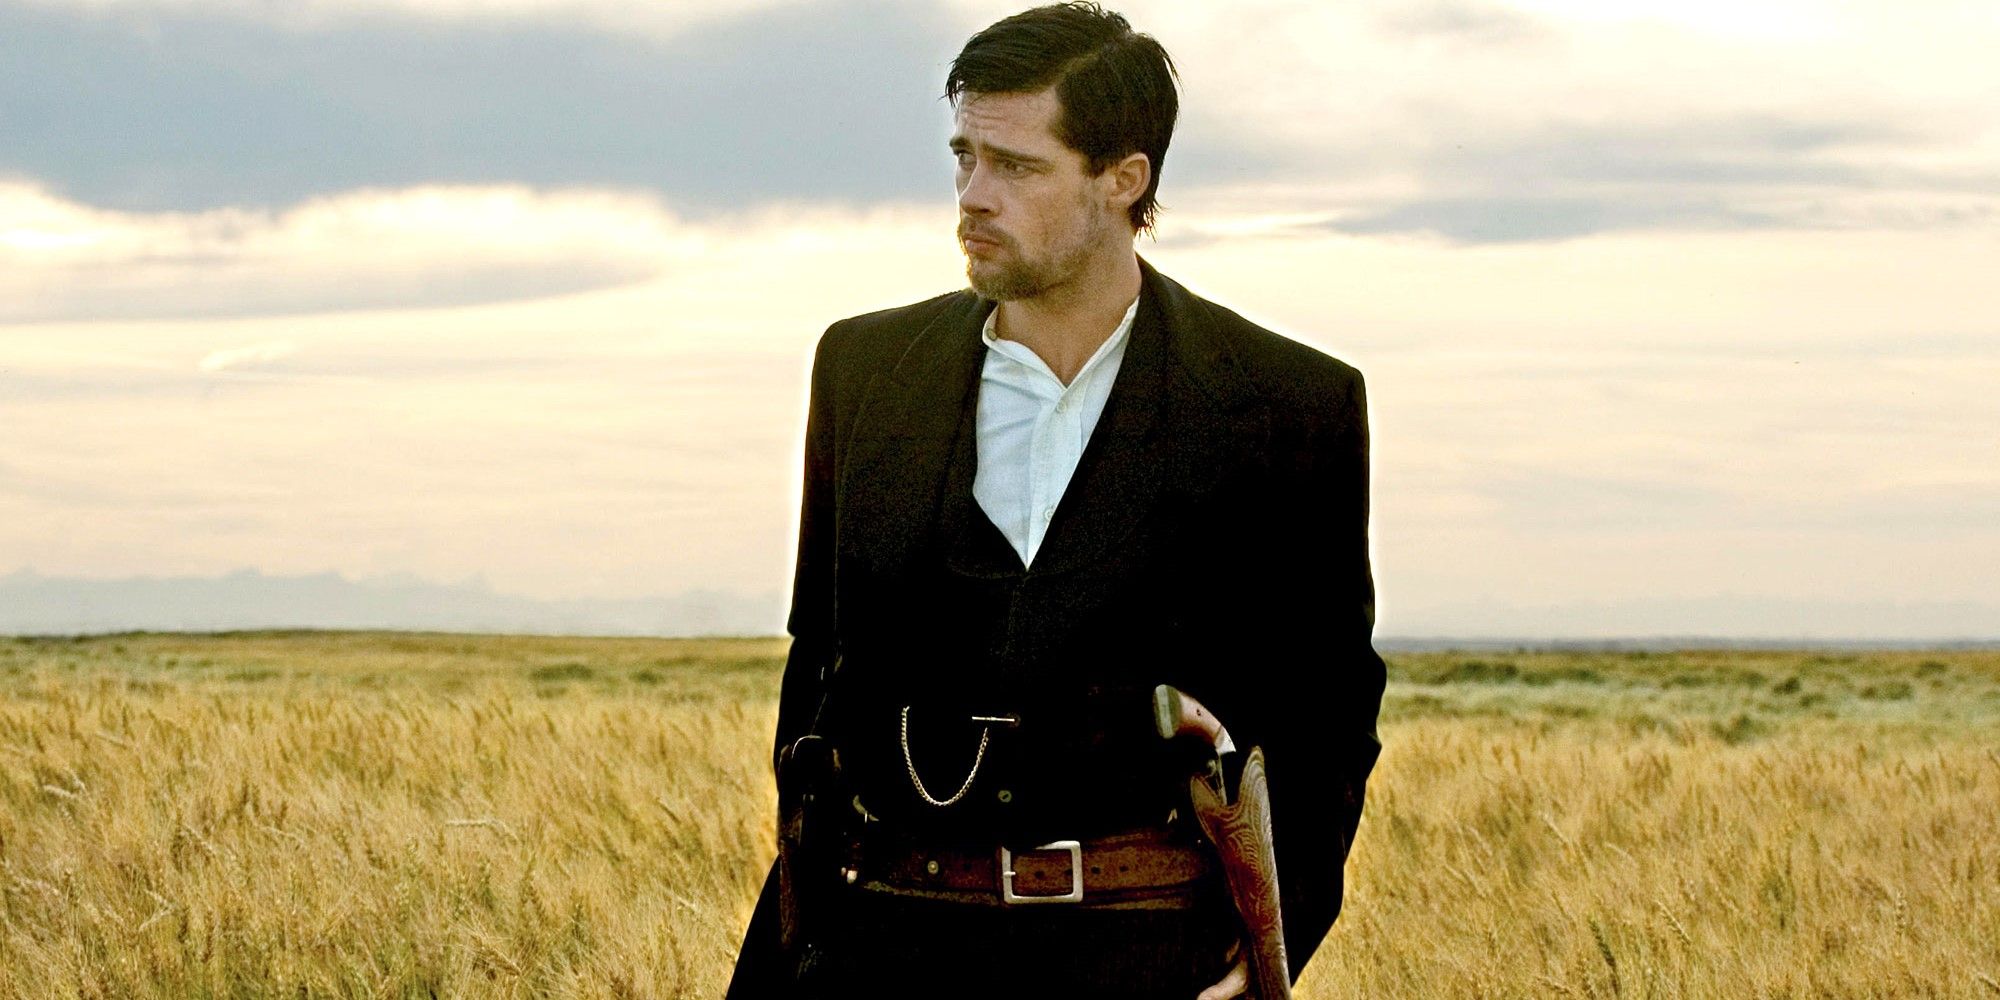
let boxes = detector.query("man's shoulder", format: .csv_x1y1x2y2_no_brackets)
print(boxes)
814,288,979,368
833,288,975,332
1168,277,1365,409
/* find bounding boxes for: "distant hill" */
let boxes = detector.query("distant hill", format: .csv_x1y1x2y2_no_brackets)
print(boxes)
0,568,784,637
1373,636,2000,652
1381,595,2000,646
1,568,1994,645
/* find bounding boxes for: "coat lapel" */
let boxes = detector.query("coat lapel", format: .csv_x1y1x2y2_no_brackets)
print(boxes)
1025,259,1268,576
838,257,1269,583
838,291,993,579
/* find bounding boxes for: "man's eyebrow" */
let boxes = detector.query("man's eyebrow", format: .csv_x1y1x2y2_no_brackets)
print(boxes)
947,137,1052,165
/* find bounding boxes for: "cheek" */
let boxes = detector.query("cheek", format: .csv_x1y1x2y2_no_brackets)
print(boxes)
1082,185,1114,225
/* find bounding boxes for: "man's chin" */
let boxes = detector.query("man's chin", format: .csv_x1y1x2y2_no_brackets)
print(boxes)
965,261,1040,301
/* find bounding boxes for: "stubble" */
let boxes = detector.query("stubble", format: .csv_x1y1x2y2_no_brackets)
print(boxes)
960,190,1109,302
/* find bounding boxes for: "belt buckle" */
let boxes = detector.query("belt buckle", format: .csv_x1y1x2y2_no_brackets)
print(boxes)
999,840,1084,904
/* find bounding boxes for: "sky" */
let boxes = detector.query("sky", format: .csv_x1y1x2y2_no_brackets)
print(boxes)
3,0,1997,638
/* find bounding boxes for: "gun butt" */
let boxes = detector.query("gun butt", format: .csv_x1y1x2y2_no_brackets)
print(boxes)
1153,683,1227,747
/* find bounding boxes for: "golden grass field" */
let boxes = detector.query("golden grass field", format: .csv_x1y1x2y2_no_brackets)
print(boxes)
1,632,1995,998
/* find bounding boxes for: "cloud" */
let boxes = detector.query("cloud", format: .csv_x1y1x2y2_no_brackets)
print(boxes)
1468,467,1737,530
3,201,1997,626
0,0,965,214
0,181,694,320
1177,109,1998,243
9,0,789,36
1328,193,1777,242
8,0,1997,245
198,339,297,372
1157,1,2000,242
1413,115,1914,190
1372,0,1553,45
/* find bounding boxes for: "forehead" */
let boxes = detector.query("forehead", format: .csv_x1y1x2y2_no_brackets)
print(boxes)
951,88,1066,151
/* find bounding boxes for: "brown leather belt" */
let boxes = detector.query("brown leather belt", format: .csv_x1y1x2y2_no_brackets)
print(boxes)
844,826,1220,910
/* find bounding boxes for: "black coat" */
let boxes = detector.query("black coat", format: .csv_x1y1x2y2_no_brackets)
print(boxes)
727,256,1385,994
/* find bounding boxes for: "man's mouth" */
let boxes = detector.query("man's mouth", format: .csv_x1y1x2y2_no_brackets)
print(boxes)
959,227,1005,253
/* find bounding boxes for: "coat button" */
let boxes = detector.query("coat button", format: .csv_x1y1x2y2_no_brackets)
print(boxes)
925,859,940,875
996,789,1013,803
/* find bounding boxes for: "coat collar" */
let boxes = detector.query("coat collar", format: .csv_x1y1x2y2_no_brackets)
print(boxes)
838,256,1268,580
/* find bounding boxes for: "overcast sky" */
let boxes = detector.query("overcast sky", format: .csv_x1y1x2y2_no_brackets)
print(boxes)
4,0,1997,637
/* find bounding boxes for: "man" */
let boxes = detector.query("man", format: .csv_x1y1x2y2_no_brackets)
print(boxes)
726,4,1384,997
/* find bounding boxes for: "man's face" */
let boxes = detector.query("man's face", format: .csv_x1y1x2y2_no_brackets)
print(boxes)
951,88,1124,302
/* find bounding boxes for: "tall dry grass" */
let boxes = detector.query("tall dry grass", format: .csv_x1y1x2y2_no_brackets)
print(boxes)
0,634,1995,997
0,633,780,998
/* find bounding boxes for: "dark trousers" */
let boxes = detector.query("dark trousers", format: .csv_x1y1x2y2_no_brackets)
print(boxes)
797,883,1240,1000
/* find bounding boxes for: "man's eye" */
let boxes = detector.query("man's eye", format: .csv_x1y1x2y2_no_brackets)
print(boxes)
954,152,974,169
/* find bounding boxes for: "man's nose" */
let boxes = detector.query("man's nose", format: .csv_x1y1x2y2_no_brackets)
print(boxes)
957,162,999,217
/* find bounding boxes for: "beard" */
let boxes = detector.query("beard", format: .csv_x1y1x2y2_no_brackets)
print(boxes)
959,203,1109,301
963,237,1087,300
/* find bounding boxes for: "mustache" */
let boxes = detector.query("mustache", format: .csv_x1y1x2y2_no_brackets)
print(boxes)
957,222,1010,248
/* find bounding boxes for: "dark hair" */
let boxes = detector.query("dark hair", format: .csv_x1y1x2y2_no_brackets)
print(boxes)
946,2,1180,234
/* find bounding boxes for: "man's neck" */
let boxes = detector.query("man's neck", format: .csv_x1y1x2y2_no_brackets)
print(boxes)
992,249,1142,387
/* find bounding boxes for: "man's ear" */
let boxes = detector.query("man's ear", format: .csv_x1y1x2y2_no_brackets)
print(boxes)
1101,152,1151,219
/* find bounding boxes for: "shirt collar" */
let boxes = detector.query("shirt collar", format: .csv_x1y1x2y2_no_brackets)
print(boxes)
980,293,1141,377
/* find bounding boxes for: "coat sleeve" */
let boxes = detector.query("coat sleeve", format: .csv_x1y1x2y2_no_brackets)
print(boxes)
770,323,846,771
723,863,789,999
1261,363,1387,981
725,324,846,999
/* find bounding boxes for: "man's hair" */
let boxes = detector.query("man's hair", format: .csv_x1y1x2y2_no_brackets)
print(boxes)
946,2,1180,234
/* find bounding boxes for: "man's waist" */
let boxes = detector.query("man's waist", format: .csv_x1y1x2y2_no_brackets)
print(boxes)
825,691,1194,833
841,822,1221,910
836,749,1191,842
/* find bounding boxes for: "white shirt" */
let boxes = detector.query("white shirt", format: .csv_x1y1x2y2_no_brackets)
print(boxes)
973,295,1140,569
